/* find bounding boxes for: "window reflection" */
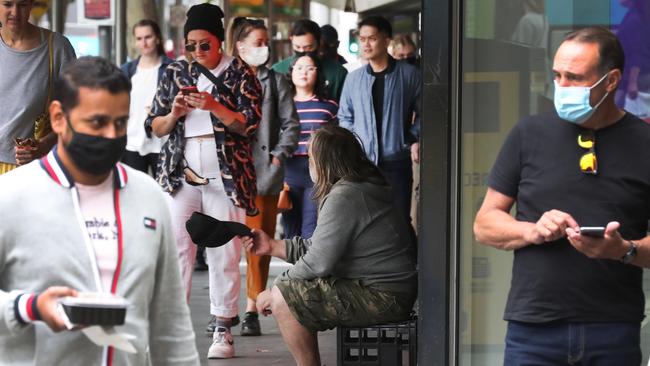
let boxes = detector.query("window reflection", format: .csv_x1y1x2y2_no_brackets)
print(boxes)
459,1,650,365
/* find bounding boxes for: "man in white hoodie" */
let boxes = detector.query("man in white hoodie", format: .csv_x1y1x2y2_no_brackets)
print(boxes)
0,56,199,366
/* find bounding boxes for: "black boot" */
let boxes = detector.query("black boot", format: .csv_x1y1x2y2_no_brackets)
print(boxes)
241,312,261,336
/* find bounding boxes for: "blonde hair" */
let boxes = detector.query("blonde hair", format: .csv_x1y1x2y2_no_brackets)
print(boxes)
225,17,267,57
389,34,416,53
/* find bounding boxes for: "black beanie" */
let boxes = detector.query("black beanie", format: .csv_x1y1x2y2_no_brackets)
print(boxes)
183,3,225,41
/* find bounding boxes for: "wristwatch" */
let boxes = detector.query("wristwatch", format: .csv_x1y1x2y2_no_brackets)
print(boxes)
620,240,637,264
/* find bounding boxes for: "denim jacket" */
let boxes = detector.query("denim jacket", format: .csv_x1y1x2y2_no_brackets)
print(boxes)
338,59,421,164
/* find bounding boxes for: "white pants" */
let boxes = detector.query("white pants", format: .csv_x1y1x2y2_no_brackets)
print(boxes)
167,137,244,318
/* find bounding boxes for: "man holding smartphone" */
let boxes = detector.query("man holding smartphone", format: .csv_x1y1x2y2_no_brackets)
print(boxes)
474,27,650,365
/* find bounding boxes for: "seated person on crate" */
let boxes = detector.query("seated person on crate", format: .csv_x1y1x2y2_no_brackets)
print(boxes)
243,125,417,366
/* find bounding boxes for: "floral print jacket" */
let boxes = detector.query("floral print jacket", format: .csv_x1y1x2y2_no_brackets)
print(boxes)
145,57,262,215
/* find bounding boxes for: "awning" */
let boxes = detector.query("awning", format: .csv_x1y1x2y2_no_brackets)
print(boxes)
311,0,402,13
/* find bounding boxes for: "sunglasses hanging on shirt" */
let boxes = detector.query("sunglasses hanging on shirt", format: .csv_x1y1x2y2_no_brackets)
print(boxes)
577,131,597,175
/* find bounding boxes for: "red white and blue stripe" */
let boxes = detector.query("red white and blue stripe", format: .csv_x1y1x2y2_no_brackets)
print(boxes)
39,147,128,366
14,293,40,324
39,148,128,190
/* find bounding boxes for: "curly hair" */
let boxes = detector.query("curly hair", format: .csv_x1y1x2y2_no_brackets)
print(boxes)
309,125,385,202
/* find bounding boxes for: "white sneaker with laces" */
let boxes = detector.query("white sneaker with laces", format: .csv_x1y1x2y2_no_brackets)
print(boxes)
207,326,235,359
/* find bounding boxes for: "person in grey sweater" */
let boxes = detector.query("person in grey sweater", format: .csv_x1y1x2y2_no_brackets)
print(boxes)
0,0,76,172
243,125,417,366
0,57,199,365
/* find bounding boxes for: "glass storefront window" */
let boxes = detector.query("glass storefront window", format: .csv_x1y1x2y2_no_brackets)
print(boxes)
459,0,650,364
230,0,268,17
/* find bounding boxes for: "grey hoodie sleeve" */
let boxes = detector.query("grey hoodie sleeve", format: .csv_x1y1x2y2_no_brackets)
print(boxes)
0,290,28,335
279,185,364,281
53,32,77,80
0,230,31,335
270,72,300,160
284,237,312,264
148,201,200,365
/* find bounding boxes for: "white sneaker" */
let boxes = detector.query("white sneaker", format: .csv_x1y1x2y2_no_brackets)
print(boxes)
207,326,235,359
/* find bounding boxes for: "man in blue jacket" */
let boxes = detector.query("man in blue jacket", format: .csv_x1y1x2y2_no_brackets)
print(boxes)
338,15,421,221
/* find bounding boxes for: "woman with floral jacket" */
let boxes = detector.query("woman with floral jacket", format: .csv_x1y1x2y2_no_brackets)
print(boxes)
144,3,261,360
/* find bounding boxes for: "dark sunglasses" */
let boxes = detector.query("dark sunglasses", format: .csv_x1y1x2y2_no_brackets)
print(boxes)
577,132,597,175
185,42,211,53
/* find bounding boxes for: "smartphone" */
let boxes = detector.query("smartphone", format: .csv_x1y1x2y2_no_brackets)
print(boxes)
180,85,198,96
579,226,606,238
14,137,36,147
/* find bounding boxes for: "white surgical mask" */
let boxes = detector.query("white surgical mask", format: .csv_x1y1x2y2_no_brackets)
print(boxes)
554,73,610,125
240,45,269,67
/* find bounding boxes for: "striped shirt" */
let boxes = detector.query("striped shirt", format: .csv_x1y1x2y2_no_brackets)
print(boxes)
294,96,339,156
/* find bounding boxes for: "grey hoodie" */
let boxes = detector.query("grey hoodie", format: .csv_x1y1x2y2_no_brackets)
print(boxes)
277,179,417,293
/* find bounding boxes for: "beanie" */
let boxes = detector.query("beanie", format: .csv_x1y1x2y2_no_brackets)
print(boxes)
183,3,225,41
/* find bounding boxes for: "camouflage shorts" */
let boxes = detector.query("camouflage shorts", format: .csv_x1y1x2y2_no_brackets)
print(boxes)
275,277,415,332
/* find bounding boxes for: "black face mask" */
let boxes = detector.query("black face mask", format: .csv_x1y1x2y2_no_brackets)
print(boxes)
406,56,418,66
294,50,318,58
64,120,127,176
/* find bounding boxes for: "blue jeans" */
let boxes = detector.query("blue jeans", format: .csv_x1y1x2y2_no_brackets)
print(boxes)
282,156,318,239
504,321,641,366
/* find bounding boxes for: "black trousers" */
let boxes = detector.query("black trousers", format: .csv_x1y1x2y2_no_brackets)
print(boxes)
378,158,413,223
122,150,158,176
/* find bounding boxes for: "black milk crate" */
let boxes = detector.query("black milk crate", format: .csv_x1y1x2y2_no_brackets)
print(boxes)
337,317,417,366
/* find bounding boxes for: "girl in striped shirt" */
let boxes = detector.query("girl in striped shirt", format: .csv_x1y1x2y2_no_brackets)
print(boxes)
283,53,339,239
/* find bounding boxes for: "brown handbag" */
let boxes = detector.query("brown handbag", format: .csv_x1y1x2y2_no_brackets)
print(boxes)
277,182,293,213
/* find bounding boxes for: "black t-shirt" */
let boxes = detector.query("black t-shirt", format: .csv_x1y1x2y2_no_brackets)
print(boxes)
371,57,396,161
489,111,650,323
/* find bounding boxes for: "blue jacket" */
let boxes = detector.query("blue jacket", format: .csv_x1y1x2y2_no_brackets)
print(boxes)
120,55,174,84
120,55,174,139
338,58,421,164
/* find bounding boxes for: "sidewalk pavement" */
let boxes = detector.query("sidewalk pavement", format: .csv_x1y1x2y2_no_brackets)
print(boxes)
189,268,337,366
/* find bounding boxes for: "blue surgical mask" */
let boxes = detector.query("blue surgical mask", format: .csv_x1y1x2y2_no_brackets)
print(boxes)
554,73,610,124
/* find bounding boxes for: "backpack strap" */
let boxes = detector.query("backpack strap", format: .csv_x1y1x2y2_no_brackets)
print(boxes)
44,31,54,114
194,62,222,88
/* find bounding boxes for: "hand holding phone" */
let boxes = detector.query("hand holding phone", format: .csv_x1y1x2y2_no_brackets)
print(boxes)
180,85,198,96
14,137,37,148
579,226,606,238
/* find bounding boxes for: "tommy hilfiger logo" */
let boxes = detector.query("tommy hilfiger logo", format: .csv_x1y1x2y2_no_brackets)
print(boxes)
144,217,157,230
